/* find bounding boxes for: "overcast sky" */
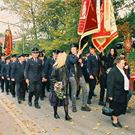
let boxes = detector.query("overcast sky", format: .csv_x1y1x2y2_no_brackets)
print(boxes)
0,1,21,36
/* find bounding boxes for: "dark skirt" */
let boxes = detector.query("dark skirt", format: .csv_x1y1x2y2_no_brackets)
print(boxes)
49,91,69,107
110,100,127,116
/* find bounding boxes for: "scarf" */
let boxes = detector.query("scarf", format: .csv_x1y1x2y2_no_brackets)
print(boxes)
117,66,129,91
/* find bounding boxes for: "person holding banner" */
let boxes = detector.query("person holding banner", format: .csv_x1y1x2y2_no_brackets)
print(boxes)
87,47,99,104
66,44,91,112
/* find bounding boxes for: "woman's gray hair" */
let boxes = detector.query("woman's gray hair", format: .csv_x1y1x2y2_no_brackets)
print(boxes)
114,56,125,64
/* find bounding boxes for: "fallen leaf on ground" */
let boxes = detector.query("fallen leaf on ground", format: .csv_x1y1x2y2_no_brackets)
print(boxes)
53,127,60,131
96,123,101,126
124,125,129,129
92,127,98,130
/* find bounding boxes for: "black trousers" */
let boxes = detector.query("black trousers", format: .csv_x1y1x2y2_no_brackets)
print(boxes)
16,81,25,101
5,78,10,94
40,82,46,98
46,79,51,92
24,81,28,93
10,81,16,97
1,78,5,92
99,75,107,102
88,78,97,100
28,81,42,105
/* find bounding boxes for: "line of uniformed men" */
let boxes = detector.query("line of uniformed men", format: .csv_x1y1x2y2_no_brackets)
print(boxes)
0,45,118,111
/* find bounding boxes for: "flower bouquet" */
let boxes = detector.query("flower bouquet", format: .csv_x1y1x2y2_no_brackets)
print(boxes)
54,82,66,100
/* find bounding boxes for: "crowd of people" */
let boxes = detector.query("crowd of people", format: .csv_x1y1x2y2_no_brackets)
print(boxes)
0,43,131,127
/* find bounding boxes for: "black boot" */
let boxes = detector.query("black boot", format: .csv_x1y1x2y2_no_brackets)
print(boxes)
28,102,32,107
18,99,21,104
53,106,60,119
54,114,60,119
65,115,72,121
34,103,41,109
64,105,72,120
87,93,91,104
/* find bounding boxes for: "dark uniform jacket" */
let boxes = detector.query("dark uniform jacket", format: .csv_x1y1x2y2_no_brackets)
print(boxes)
107,66,128,103
99,53,107,77
11,61,25,82
1,63,10,78
82,58,89,82
24,58,43,82
0,60,5,77
43,57,55,79
66,54,79,78
87,54,99,77
10,61,16,79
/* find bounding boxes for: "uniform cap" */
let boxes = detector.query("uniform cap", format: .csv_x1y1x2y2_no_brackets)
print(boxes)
32,47,39,53
11,54,17,58
52,49,60,54
70,43,78,48
5,56,10,60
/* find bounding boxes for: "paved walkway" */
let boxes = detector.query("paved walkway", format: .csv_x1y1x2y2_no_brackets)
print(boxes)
0,87,135,135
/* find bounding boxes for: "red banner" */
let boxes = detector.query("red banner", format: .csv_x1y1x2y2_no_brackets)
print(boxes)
78,0,100,50
78,0,98,36
4,29,12,56
92,0,118,52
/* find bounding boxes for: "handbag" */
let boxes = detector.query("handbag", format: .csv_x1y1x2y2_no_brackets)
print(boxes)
102,104,113,116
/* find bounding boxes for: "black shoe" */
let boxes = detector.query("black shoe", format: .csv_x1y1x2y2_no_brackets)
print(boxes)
54,114,60,119
65,115,72,121
1,90,4,93
118,121,122,128
98,101,105,106
112,122,119,127
28,102,32,107
87,99,91,104
18,100,21,104
6,92,9,95
81,105,91,112
72,107,77,112
35,104,41,109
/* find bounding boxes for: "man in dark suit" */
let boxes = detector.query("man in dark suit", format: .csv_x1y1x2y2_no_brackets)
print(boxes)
10,54,17,97
11,54,25,104
24,54,29,93
87,47,99,104
1,56,11,95
43,50,59,92
24,47,43,109
40,50,48,100
0,53,5,92
98,51,107,106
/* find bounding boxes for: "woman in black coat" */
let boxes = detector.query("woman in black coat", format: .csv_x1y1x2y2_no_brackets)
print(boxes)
106,48,117,71
107,56,129,128
49,52,72,121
